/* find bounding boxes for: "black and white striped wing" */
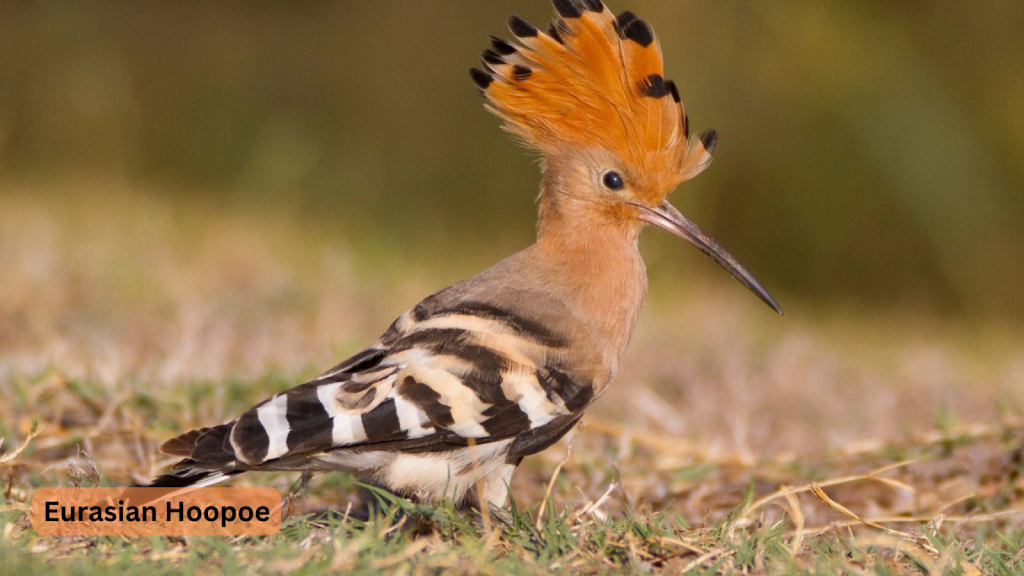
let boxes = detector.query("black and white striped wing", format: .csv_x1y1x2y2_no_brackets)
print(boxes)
166,299,596,470
228,364,407,465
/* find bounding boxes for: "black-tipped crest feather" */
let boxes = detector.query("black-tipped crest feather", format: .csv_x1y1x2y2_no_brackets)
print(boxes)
546,22,565,44
553,0,583,19
470,67,493,90
701,129,718,153
615,11,639,38
490,36,517,55
665,80,680,103
623,18,654,47
639,74,668,98
482,49,505,66
508,15,538,38
512,65,533,81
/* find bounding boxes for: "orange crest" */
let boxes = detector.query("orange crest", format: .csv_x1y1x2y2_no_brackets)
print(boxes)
471,0,717,190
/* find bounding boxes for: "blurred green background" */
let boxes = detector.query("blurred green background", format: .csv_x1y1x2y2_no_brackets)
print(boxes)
1,1,1022,321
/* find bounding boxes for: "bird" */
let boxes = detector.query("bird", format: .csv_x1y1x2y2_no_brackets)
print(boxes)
142,0,781,509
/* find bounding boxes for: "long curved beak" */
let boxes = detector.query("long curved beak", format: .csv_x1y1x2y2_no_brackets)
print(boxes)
632,201,783,315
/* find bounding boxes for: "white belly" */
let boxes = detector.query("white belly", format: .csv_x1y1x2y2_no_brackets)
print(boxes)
308,439,517,506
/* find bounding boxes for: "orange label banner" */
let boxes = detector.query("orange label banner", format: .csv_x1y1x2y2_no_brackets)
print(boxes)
31,487,281,536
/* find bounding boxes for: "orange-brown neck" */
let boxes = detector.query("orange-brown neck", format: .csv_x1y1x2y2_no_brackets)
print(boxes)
530,179,648,375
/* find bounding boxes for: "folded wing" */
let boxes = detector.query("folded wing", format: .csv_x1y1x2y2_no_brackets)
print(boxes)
155,296,596,478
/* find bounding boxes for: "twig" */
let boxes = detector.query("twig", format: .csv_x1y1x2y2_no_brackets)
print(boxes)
574,482,617,522
808,483,913,538
676,547,734,574
0,422,41,468
656,536,708,555
740,459,915,520
781,489,805,558
799,509,1020,537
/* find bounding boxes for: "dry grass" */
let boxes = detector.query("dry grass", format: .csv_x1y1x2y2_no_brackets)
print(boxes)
1,185,1022,574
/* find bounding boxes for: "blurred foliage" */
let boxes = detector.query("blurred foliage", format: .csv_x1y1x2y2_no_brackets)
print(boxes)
1,1,1022,320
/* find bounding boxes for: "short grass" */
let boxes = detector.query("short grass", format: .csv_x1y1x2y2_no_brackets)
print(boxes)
1,186,1022,574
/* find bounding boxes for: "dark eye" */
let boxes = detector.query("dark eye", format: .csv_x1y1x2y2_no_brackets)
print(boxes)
602,171,624,191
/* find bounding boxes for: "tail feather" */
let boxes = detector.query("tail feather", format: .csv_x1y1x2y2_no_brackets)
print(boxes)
141,466,241,488
159,428,208,458
160,423,236,462
148,423,242,488
124,467,242,508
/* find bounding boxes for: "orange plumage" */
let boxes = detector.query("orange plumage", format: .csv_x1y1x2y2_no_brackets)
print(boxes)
471,0,716,205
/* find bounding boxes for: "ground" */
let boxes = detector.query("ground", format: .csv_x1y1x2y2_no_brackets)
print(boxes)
1,186,1022,574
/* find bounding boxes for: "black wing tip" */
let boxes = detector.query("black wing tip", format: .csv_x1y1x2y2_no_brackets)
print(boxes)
143,469,207,488
139,468,242,490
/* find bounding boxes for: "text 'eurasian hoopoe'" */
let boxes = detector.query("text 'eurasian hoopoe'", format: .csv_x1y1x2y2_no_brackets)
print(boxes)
143,0,781,509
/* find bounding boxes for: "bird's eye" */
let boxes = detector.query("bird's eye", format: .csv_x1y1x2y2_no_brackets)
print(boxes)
602,171,625,191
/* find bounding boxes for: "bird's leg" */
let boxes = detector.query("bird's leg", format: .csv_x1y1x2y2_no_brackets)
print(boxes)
465,462,518,527
478,463,516,509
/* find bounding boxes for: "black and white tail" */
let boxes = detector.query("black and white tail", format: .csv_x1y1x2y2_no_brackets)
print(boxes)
143,467,241,488
140,423,243,488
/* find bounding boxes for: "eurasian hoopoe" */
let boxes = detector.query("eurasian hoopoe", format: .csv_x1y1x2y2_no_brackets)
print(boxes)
143,0,781,508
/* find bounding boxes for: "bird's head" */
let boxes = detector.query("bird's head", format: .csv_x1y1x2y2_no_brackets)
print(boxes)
472,0,781,314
